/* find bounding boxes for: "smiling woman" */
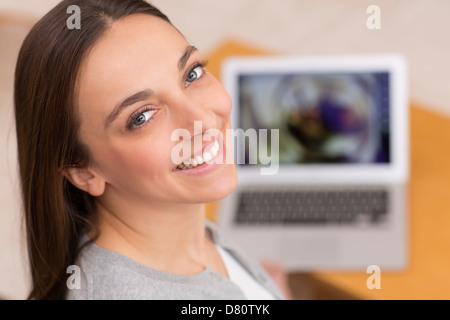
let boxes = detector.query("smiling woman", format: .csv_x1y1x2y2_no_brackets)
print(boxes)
14,0,286,300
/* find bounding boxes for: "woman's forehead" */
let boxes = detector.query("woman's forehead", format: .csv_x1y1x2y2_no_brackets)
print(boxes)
77,14,190,112
84,14,187,73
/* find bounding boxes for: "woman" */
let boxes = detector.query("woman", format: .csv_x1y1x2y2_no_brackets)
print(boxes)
14,0,288,299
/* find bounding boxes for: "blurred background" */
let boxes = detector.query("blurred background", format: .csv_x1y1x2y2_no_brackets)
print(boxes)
1,0,449,299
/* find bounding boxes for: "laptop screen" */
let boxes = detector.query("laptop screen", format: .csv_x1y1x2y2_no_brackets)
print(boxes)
237,72,390,165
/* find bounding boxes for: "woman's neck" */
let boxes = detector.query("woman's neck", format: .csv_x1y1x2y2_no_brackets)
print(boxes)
90,199,212,275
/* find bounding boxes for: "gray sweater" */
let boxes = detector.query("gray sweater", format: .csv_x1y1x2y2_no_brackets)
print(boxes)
66,220,285,300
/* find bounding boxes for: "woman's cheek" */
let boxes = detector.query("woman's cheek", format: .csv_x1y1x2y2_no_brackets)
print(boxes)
102,141,164,186
128,142,167,175
220,87,232,116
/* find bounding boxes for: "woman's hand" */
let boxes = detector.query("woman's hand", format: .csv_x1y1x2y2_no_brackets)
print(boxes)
260,260,294,300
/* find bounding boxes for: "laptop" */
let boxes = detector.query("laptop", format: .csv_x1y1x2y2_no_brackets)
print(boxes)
217,54,409,271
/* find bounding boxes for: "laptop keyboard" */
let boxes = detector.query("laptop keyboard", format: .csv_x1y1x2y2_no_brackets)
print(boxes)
235,188,389,225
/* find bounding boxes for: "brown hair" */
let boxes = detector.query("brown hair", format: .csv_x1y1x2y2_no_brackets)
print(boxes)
14,0,170,300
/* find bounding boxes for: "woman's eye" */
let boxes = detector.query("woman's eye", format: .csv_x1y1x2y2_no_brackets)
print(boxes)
132,110,156,127
185,66,204,85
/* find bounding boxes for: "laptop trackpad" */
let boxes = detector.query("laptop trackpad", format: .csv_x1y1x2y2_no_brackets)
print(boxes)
277,236,340,266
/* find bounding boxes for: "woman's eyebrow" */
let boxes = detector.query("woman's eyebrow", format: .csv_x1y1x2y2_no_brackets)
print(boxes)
105,89,154,128
178,45,198,71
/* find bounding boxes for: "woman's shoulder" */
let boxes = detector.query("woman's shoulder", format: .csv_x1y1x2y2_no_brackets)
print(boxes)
66,222,286,300
65,231,246,300
66,234,160,299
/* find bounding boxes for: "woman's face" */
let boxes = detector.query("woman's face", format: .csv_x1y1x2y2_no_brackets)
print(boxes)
76,14,237,206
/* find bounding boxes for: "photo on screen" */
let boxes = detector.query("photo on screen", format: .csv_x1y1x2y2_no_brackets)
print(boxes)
238,72,390,165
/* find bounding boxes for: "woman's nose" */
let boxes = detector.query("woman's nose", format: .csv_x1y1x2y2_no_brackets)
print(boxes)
169,92,218,135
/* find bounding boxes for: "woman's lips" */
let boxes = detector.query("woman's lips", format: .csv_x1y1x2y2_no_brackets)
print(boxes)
172,134,225,175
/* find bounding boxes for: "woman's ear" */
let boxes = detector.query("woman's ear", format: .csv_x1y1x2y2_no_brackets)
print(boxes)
61,166,106,197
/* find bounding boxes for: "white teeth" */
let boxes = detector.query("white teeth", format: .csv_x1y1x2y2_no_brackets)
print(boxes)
202,140,219,161
210,141,219,157
203,152,212,162
176,140,220,170
195,155,204,165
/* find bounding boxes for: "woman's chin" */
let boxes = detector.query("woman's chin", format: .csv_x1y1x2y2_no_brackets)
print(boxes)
201,165,238,203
